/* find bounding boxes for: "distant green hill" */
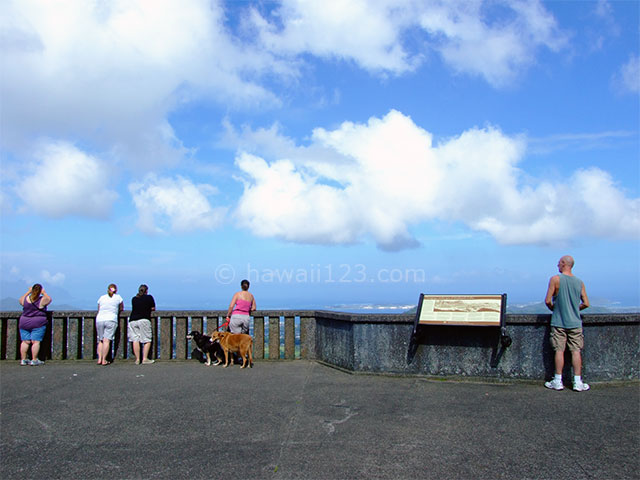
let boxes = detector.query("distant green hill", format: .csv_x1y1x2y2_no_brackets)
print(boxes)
0,297,80,312
0,298,20,311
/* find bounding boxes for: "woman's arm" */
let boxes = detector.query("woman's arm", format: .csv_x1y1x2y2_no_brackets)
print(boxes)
40,288,52,307
19,289,31,307
251,295,256,313
227,292,239,317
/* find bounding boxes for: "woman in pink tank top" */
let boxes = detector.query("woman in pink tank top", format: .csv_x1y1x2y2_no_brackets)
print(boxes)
226,279,256,334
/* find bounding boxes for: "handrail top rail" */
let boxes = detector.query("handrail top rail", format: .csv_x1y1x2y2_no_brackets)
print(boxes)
0,310,637,325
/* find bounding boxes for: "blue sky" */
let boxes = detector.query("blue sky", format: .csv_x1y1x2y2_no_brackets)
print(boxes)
1,0,638,311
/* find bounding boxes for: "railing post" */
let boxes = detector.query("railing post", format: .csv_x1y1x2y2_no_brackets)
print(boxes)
269,315,280,359
82,316,96,360
150,316,158,360
116,316,128,361
160,316,173,360
175,316,188,360
300,315,315,360
191,316,203,335
253,316,265,359
6,318,19,361
52,315,66,360
68,316,80,360
212,315,224,333
0,317,6,360
284,316,295,359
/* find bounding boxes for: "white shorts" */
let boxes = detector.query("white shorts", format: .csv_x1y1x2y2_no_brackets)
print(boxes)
96,321,117,341
128,319,153,343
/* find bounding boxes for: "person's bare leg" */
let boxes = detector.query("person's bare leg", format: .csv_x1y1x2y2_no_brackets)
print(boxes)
21,341,31,362
100,339,111,364
30,341,41,361
554,349,564,375
142,342,151,361
571,350,582,376
132,341,141,364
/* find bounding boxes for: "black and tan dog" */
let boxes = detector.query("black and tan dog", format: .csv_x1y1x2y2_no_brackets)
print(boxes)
186,330,224,366
210,331,253,368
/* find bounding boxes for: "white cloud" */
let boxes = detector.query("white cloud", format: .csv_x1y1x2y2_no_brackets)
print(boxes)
613,54,640,94
0,0,282,164
250,0,567,85
1,0,568,175
129,175,226,234
248,0,417,74
41,270,65,286
418,1,567,86
16,141,117,218
233,110,639,249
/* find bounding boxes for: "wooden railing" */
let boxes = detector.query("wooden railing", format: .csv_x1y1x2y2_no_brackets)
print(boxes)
0,310,317,362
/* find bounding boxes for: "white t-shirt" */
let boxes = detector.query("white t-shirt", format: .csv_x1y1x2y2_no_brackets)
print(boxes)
96,294,123,322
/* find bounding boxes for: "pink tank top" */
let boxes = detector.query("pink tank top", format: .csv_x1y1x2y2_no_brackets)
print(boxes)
233,298,252,315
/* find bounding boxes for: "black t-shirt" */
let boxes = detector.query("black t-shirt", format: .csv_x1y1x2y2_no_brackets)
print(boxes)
130,294,155,321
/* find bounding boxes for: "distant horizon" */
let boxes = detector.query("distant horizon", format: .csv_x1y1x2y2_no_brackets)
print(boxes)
1,296,638,314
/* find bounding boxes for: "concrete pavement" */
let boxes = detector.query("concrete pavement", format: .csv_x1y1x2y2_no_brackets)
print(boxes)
1,360,638,479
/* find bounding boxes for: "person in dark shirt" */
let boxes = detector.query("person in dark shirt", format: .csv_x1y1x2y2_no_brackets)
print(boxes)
128,284,156,364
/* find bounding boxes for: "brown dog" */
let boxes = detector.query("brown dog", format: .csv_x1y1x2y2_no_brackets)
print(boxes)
210,331,253,368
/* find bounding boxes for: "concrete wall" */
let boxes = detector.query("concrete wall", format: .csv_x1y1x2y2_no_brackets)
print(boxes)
313,312,639,381
2,309,637,381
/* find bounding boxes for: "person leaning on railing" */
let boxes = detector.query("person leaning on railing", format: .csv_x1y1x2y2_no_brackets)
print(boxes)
95,283,123,366
226,279,256,334
18,284,51,366
128,284,156,365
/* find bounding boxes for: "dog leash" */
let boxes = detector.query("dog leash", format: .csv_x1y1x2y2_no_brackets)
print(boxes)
218,316,230,331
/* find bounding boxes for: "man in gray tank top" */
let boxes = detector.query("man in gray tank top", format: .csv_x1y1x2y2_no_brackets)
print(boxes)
544,255,590,392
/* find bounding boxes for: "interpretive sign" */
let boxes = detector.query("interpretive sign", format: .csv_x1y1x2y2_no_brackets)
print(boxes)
413,294,506,333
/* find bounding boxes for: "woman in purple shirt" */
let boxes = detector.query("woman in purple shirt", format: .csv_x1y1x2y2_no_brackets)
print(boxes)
18,284,51,366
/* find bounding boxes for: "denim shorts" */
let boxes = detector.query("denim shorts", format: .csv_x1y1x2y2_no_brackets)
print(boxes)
96,321,118,341
20,325,47,342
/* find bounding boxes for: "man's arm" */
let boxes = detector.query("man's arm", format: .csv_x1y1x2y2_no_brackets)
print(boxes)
579,283,589,310
545,276,559,311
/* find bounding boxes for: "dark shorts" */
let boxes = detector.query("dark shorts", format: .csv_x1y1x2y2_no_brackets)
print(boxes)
550,326,584,352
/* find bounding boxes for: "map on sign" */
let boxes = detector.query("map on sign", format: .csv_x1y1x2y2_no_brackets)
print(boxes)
415,294,505,327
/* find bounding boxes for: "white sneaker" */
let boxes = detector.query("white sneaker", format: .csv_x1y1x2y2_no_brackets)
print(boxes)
544,379,564,390
573,382,590,392
20,359,31,366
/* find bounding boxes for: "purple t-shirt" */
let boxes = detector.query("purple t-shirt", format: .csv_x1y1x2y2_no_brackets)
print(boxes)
19,297,48,330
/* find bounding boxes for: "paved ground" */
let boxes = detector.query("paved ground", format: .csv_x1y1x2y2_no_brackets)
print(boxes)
1,360,638,480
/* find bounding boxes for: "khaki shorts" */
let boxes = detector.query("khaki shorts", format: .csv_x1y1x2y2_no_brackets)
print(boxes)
550,326,584,352
128,319,153,343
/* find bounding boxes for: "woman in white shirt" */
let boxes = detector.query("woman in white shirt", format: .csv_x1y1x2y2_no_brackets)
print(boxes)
96,283,123,365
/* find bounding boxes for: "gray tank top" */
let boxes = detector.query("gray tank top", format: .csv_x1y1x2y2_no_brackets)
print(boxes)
550,274,583,329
